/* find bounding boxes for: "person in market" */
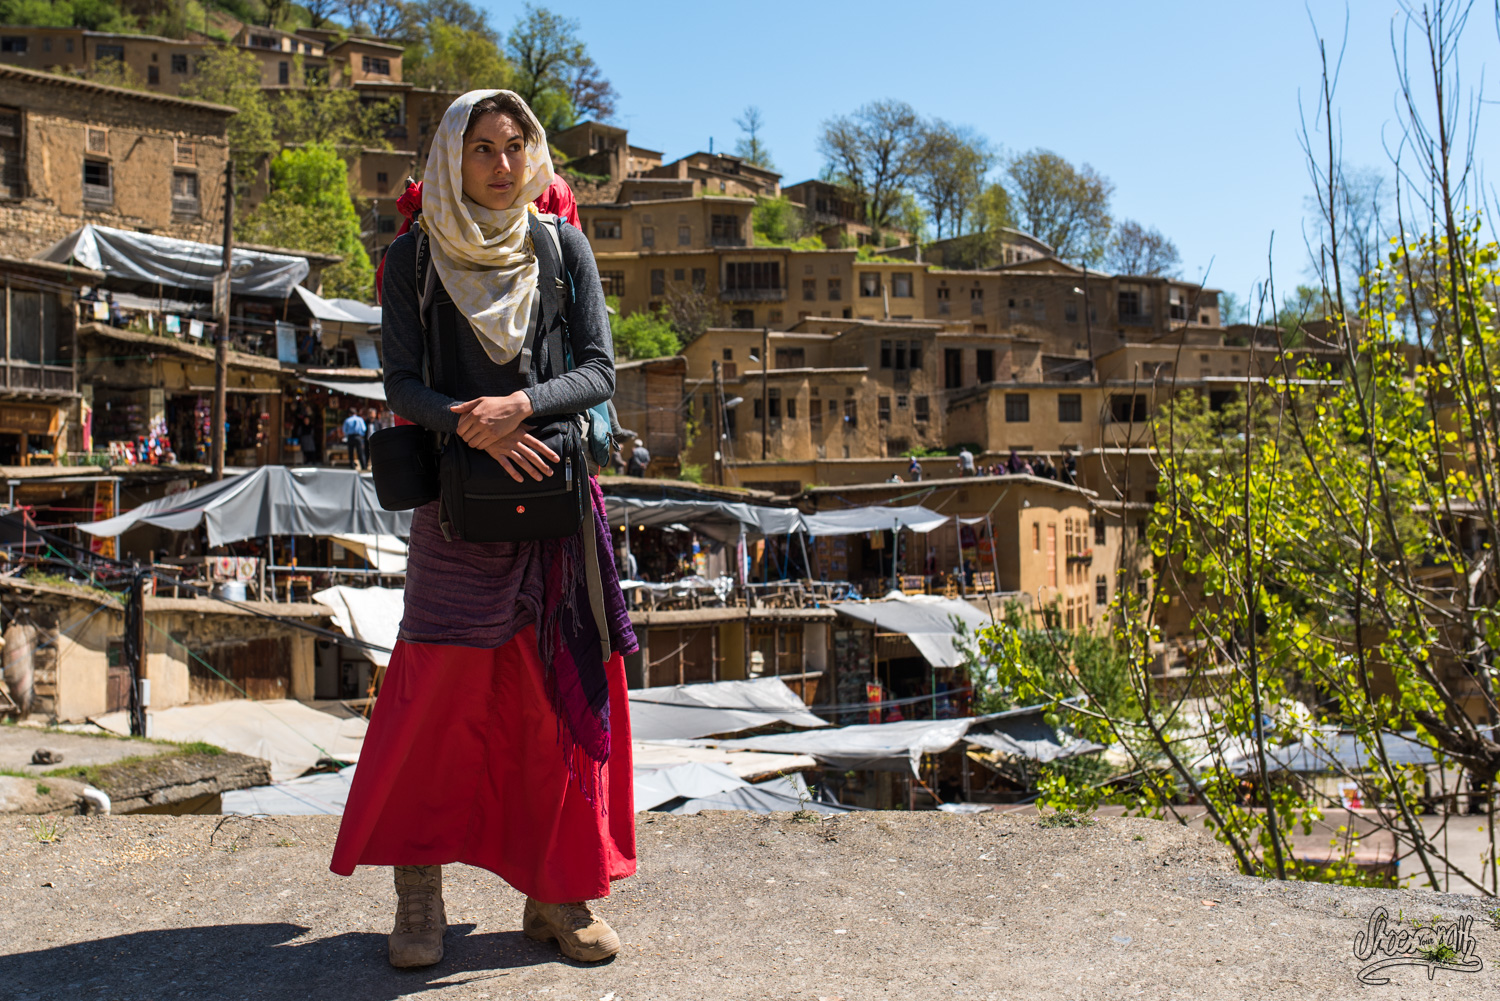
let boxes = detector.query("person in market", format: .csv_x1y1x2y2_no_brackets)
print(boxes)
341,406,368,470
330,89,637,970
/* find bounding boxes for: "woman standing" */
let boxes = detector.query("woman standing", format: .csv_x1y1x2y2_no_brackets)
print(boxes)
330,90,637,968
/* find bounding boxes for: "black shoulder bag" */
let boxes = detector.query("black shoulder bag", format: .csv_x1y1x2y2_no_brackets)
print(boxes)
371,214,587,544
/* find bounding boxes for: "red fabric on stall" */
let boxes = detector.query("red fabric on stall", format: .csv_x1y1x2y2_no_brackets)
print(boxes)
329,626,636,903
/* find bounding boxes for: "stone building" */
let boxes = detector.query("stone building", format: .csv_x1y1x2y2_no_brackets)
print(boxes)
0,64,233,259
0,254,96,463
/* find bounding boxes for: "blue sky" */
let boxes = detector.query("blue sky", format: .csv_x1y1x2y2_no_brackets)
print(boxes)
497,1,1497,311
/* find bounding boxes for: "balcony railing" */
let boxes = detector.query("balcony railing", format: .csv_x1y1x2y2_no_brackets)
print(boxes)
709,235,747,247
1118,312,1155,326
719,287,786,303
0,361,74,395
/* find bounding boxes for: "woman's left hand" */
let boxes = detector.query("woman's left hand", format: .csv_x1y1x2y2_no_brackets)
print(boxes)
450,392,533,451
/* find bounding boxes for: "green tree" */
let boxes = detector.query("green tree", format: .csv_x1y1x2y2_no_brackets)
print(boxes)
237,143,373,300
0,0,136,30
817,99,927,235
610,307,680,361
180,45,276,186
912,120,993,240
1105,220,1180,277
405,18,511,91
1005,149,1113,263
751,196,820,249
733,106,774,169
505,4,617,127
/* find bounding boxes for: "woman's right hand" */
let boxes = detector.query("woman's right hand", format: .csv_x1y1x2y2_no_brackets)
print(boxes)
482,425,561,482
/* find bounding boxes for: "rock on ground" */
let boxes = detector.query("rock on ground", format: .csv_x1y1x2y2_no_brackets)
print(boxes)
0,811,1497,1000
0,726,177,776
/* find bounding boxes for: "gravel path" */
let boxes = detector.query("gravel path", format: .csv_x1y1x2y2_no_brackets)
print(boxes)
0,811,1496,1000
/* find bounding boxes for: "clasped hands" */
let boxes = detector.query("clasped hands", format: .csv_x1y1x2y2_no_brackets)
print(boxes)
450,392,558,482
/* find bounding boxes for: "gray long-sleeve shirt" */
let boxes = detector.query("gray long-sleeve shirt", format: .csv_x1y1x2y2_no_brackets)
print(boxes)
381,220,616,433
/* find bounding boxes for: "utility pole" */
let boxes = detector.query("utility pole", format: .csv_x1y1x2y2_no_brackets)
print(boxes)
1081,262,1097,381
124,567,146,737
711,360,724,486
760,325,769,461
212,156,233,481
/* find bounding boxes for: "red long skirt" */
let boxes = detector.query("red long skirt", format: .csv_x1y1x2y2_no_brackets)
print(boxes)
329,627,636,903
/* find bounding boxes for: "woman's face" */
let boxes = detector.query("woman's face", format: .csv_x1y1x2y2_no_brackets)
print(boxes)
461,111,527,211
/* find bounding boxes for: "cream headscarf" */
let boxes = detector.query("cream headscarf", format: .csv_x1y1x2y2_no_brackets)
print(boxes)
421,89,556,365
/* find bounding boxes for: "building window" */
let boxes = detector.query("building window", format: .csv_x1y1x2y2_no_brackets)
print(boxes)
802,278,816,301
1005,393,1030,423
8,290,58,365
691,268,706,291
976,349,994,384
1094,515,1106,545
732,309,755,328
1065,299,1078,322
769,309,783,325
970,286,984,316
859,273,880,297
775,348,804,369
914,396,929,422
1058,393,1082,423
594,219,621,239
170,171,199,215
250,34,278,49
650,269,665,295
95,43,124,63
173,140,196,165
148,65,161,85
0,107,22,200
0,36,27,54
278,61,289,85
1033,299,1046,323
1110,393,1148,423
943,348,961,388
678,225,690,246
892,272,912,297
827,278,842,301
378,215,397,233
1032,522,1040,551
82,159,111,204
723,261,781,293
598,271,625,296
673,268,685,281
768,387,782,421
710,214,742,245
363,55,391,75
896,394,909,410
843,399,857,428
878,396,891,423
809,398,822,431
376,170,388,187
171,53,189,74
641,225,655,248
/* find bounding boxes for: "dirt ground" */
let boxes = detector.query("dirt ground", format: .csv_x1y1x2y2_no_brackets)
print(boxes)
0,725,176,775
1,810,1497,1000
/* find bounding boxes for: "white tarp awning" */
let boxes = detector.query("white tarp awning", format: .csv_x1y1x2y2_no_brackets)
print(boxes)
966,731,1104,763
628,677,828,741
631,741,817,780
802,504,951,537
632,762,844,815
313,585,403,667
75,466,411,546
669,773,844,815
42,224,310,298
1224,730,1437,775
603,496,802,543
709,714,1007,775
222,764,355,816
302,378,387,401
93,699,367,782
633,761,747,812
830,593,992,667
294,285,381,326
329,534,407,573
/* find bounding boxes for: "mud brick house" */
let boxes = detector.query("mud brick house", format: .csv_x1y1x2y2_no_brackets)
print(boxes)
0,64,233,260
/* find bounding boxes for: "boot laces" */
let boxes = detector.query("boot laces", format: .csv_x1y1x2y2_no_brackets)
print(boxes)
557,901,598,932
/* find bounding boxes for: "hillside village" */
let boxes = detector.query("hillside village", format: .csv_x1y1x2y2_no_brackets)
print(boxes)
0,0,1497,914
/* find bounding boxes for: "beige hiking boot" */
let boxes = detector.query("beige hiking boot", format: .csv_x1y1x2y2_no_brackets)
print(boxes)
388,865,447,968
523,897,621,962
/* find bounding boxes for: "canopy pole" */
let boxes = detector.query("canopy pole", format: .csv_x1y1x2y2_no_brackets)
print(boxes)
212,155,233,482
890,520,898,594
985,514,1000,594
797,530,812,584
953,515,965,595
